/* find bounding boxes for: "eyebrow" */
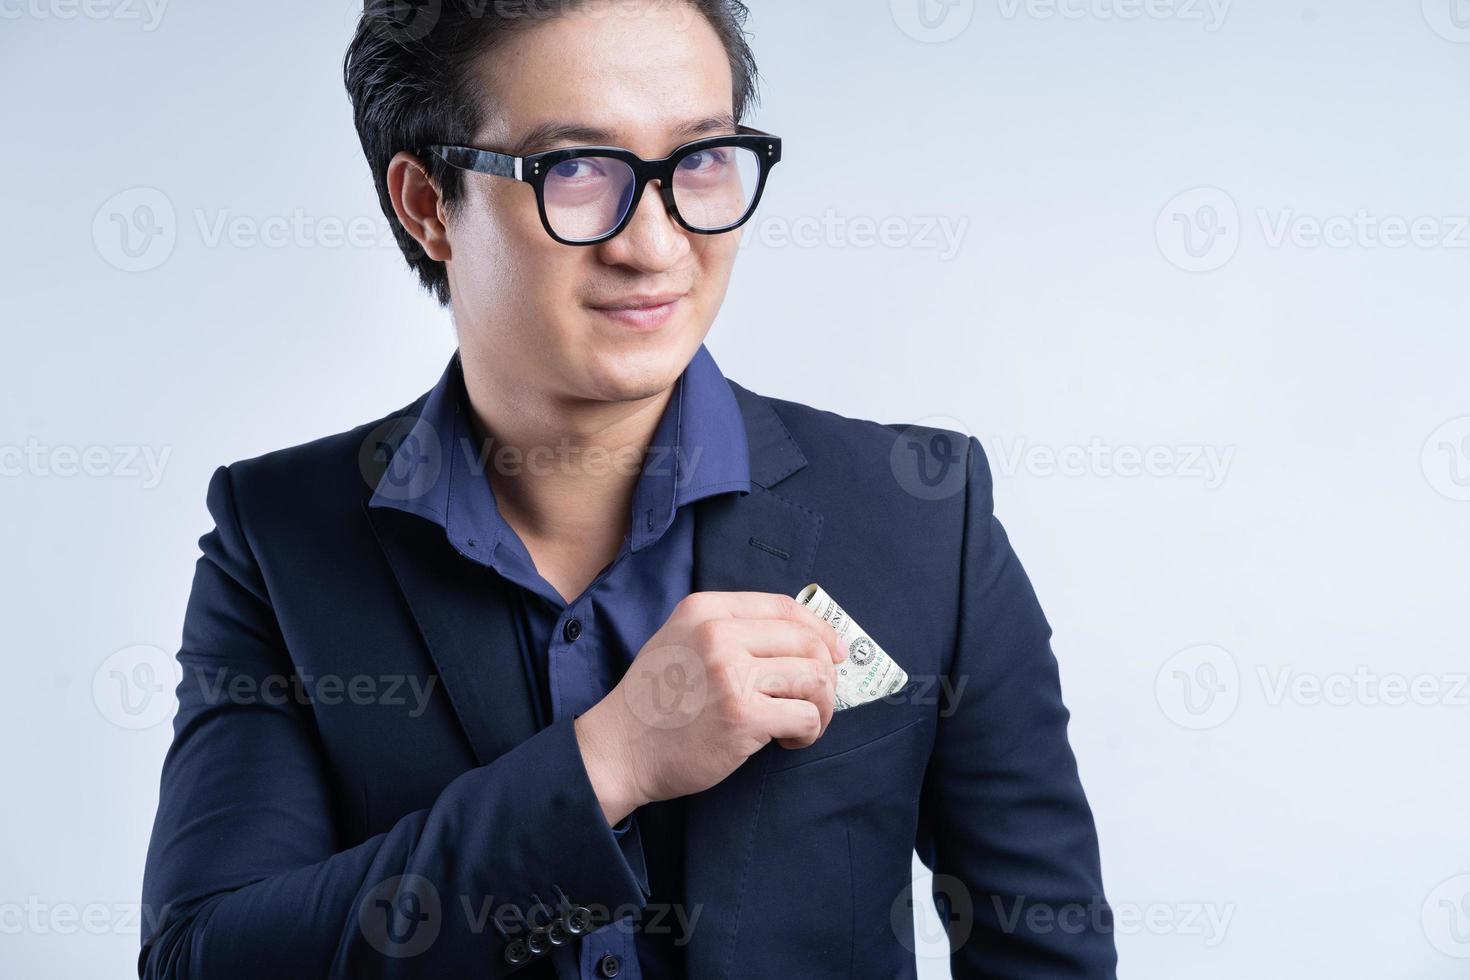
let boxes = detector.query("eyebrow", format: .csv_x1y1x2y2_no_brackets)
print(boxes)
508,112,738,156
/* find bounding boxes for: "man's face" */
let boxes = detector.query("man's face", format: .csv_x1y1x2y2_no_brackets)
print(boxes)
445,0,742,407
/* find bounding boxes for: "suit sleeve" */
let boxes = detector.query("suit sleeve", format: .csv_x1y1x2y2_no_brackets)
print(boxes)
611,815,651,900
138,465,647,979
914,436,1117,978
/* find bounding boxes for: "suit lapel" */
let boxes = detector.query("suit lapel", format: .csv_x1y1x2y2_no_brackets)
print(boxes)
365,503,542,767
681,380,822,980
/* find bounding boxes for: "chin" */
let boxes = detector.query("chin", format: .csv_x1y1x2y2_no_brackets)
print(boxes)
577,324,702,401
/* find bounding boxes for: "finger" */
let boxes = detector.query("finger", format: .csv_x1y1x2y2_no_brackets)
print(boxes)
751,692,824,749
697,592,842,663
722,618,844,664
734,658,835,738
760,653,838,741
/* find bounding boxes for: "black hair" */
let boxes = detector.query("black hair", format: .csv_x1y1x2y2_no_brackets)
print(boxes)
343,0,761,307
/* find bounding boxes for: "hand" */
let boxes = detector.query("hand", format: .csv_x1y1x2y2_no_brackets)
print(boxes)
574,591,847,825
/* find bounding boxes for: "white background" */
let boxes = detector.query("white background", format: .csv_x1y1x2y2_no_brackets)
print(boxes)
2,1,1468,976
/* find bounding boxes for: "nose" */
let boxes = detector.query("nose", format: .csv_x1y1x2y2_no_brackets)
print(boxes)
596,178,688,272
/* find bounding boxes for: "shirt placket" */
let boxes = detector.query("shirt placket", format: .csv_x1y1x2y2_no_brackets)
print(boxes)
543,570,646,980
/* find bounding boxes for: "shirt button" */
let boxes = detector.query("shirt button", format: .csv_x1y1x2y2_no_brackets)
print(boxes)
596,952,621,977
563,618,583,642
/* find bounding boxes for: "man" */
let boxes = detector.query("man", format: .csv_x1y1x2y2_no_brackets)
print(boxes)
139,1,1116,977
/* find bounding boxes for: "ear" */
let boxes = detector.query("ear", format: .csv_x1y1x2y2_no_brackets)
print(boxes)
387,150,451,262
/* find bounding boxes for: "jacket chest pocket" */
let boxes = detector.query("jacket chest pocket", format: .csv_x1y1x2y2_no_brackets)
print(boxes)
761,678,926,774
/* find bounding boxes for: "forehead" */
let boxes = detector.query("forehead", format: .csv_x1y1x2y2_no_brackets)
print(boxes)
471,2,735,154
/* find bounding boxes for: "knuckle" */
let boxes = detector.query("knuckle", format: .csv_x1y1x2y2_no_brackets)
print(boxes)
710,658,741,696
719,662,757,708
692,617,727,653
802,702,822,740
725,689,755,729
807,635,829,662
678,592,708,618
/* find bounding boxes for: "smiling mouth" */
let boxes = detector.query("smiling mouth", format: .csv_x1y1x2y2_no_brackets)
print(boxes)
588,294,685,330
589,292,688,312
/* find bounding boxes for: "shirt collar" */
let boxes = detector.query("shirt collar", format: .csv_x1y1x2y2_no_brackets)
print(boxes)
368,343,753,565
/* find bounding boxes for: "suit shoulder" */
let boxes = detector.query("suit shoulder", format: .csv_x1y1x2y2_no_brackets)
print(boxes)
728,379,975,472
727,382,977,605
215,393,428,519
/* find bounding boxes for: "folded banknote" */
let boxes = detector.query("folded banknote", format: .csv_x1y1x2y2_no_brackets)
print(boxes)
794,583,909,710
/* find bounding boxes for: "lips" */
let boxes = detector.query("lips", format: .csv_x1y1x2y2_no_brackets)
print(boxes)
589,293,684,331
590,292,687,312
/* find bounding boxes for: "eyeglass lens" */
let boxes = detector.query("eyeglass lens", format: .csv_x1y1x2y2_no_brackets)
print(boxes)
542,145,762,242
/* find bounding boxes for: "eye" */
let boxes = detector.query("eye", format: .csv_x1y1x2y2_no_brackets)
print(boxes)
678,148,729,174
549,158,605,182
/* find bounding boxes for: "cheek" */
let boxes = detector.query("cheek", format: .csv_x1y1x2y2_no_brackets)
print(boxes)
452,181,569,299
688,232,740,302
476,179,546,252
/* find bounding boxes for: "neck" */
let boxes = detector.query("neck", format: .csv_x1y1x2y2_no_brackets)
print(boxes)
459,362,677,544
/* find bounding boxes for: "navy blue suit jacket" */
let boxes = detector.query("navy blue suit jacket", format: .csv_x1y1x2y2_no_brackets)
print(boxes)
139,372,1116,978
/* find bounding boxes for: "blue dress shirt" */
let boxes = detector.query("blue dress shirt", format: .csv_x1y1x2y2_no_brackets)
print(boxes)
375,342,752,979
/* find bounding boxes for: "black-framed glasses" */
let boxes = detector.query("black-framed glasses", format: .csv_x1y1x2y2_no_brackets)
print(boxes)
426,124,782,246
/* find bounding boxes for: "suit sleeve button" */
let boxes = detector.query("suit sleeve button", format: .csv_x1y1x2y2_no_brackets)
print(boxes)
503,939,530,965
564,906,593,935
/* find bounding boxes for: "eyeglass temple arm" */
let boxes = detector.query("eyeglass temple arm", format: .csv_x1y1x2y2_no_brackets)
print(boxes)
427,145,526,181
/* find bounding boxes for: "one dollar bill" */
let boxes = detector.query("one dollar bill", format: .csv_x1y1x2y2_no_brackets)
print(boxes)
794,583,908,710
